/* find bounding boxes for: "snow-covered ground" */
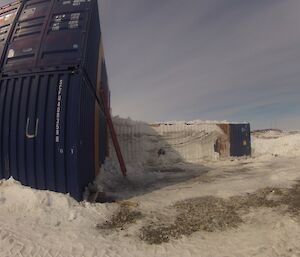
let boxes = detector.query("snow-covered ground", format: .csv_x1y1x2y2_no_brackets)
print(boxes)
252,130,300,158
0,124,300,257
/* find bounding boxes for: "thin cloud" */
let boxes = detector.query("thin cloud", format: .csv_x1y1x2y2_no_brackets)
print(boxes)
99,0,300,129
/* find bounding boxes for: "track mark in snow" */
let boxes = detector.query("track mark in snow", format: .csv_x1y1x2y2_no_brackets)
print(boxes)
0,226,63,257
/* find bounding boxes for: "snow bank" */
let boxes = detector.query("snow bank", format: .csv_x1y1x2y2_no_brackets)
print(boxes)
110,117,224,166
153,119,248,125
1,119,300,257
252,131,300,157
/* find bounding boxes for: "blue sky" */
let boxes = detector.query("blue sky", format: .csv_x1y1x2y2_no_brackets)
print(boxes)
99,0,300,130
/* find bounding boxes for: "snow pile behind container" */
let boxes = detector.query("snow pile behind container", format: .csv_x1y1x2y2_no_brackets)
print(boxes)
109,117,225,168
252,131,300,157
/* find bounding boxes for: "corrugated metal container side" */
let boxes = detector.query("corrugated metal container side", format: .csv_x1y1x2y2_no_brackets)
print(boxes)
229,123,251,157
1,0,100,75
2,0,54,73
0,0,22,67
100,59,109,159
83,0,101,84
0,70,101,200
216,124,230,158
0,0,110,200
98,109,107,164
101,60,110,106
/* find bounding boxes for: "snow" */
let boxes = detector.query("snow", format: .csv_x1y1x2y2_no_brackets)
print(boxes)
151,119,248,125
1,119,300,257
252,130,300,157
110,117,225,165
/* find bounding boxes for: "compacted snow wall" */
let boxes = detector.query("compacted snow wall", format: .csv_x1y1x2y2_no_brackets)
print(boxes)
109,117,226,166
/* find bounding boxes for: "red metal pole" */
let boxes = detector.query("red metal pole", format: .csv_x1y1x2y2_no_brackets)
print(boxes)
99,88,127,177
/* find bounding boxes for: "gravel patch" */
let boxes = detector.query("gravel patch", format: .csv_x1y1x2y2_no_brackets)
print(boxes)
279,181,300,215
140,196,242,244
140,182,300,244
97,205,143,230
96,181,300,244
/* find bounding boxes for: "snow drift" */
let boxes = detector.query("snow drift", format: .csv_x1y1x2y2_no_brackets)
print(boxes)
252,130,300,157
109,117,225,167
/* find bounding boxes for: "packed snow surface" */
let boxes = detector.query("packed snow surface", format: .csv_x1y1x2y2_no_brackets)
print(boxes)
0,118,300,257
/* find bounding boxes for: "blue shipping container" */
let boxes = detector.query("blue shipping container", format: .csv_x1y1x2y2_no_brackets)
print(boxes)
230,124,251,157
0,1,22,67
0,0,109,200
0,71,108,200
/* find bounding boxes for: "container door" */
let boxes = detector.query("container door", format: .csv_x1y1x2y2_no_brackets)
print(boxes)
0,76,34,185
65,74,81,198
25,76,40,188
34,74,49,189
0,73,87,200
38,0,92,68
16,76,31,184
34,73,68,191
11,73,72,192
3,0,53,72
77,76,95,198
43,74,59,191
38,72,79,195
53,74,69,193
0,1,21,67
42,73,70,193
230,124,251,157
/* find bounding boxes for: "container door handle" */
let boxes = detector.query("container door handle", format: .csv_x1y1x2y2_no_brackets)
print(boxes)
26,118,39,139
